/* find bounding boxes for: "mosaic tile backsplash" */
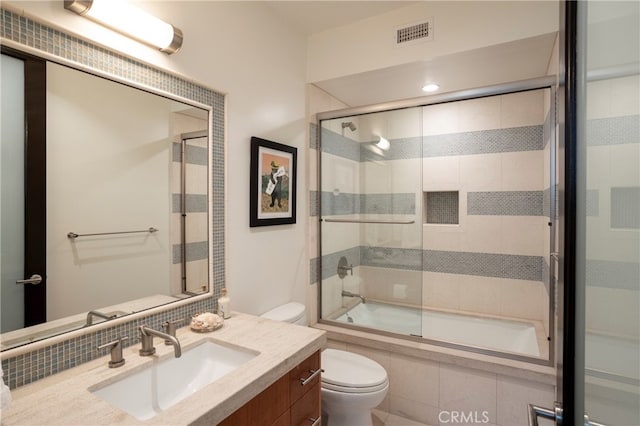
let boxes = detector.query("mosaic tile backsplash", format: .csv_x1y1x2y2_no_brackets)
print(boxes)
1,8,225,389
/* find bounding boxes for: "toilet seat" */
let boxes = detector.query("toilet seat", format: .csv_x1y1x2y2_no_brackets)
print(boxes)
321,349,388,394
260,302,305,324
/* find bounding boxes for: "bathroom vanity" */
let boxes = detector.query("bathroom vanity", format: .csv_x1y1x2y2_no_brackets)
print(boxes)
1,313,326,425
219,350,321,425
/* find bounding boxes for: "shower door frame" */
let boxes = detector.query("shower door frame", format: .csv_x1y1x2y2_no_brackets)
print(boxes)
317,75,558,366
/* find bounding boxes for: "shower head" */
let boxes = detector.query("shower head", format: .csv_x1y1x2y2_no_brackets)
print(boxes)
341,121,357,131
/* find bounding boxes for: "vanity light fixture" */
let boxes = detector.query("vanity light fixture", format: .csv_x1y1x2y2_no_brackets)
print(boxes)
422,83,440,93
64,0,183,54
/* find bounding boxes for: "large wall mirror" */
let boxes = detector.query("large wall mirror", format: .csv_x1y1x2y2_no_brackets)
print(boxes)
0,40,215,351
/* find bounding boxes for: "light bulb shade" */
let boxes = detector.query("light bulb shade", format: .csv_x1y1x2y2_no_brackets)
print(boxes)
376,136,391,150
64,0,183,54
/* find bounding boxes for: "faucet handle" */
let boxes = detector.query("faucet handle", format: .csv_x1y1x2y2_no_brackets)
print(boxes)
162,318,186,345
97,336,129,368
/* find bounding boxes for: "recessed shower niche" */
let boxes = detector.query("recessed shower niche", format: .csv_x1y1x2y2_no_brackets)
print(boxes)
424,191,459,225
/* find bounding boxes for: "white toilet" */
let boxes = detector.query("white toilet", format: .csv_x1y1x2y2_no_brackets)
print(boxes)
260,303,389,426
320,349,388,426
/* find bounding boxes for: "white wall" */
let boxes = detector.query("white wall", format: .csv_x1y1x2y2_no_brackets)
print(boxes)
5,1,309,316
307,1,559,82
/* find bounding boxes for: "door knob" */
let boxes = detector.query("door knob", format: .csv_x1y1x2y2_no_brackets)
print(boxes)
16,274,43,285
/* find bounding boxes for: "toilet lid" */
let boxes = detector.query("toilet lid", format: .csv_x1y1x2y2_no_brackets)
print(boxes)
321,349,388,392
260,302,305,323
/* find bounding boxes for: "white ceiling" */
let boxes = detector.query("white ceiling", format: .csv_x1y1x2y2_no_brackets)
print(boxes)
314,32,557,107
264,1,557,107
264,1,420,35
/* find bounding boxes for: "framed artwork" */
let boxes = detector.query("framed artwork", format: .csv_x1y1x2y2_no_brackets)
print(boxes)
250,136,297,227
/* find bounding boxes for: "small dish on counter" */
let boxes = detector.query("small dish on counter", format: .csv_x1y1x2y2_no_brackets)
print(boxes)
190,312,224,332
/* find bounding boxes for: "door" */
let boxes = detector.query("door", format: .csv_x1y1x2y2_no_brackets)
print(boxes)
1,49,47,331
530,1,640,425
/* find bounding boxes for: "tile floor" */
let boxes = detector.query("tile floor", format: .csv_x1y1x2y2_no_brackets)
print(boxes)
373,409,431,426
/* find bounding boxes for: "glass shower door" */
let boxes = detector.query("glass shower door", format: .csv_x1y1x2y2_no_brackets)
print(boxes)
319,108,423,337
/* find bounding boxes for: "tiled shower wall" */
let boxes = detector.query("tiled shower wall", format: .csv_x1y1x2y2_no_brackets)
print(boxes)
0,8,224,389
420,89,550,326
312,88,552,330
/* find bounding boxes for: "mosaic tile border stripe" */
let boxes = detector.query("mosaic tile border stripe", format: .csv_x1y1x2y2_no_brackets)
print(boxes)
318,125,545,161
587,115,640,146
317,247,544,282
611,187,640,229
315,191,416,216
309,122,319,150
422,250,543,281
586,259,640,290
172,143,209,166
423,125,544,157
172,194,208,213
172,241,209,264
468,191,543,216
320,127,360,162
361,136,422,162
1,8,225,389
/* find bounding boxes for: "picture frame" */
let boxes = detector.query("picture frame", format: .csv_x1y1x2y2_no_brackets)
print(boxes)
250,136,297,227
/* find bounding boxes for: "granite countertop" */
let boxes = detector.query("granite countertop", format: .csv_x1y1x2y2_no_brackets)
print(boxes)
1,312,326,425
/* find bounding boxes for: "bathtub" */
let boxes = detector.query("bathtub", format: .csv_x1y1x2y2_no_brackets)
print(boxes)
336,301,541,357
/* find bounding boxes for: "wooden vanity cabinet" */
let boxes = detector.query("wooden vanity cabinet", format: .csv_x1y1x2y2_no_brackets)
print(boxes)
219,351,321,426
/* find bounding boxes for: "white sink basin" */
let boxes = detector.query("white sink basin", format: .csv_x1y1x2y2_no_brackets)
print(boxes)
90,339,257,421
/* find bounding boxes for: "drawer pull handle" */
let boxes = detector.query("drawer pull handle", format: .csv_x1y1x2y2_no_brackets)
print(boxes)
299,368,323,386
308,416,321,426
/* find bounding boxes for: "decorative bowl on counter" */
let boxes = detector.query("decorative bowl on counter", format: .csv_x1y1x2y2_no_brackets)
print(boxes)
190,312,224,332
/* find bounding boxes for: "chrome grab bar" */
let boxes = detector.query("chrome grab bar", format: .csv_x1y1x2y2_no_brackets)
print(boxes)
322,218,415,224
67,227,158,239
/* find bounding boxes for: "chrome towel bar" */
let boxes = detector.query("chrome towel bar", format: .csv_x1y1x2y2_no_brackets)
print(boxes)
67,227,158,239
322,218,415,224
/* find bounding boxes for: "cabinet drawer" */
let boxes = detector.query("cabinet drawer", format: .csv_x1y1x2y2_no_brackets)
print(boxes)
291,382,321,426
289,351,321,403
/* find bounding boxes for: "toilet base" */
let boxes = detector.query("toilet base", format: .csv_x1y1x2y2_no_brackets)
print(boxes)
321,383,388,426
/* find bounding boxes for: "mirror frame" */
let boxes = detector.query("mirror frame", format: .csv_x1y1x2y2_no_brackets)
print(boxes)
0,6,225,356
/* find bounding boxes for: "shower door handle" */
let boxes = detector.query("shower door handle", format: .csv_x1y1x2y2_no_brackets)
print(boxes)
16,274,43,285
528,404,607,426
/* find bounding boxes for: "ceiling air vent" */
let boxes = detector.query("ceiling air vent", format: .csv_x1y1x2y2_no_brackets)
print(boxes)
396,19,433,45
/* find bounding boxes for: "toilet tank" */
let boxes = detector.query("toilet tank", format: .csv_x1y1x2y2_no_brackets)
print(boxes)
260,302,307,325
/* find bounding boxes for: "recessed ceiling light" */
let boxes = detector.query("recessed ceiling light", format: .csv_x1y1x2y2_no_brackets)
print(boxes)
422,83,440,93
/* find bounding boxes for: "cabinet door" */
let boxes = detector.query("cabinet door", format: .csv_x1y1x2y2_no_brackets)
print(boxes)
220,375,289,426
291,382,321,426
289,351,321,403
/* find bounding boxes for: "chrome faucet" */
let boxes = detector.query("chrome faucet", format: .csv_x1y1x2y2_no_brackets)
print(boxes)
97,336,128,368
85,310,117,326
139,325,182,358
162,318,185,345
342,290,366,304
